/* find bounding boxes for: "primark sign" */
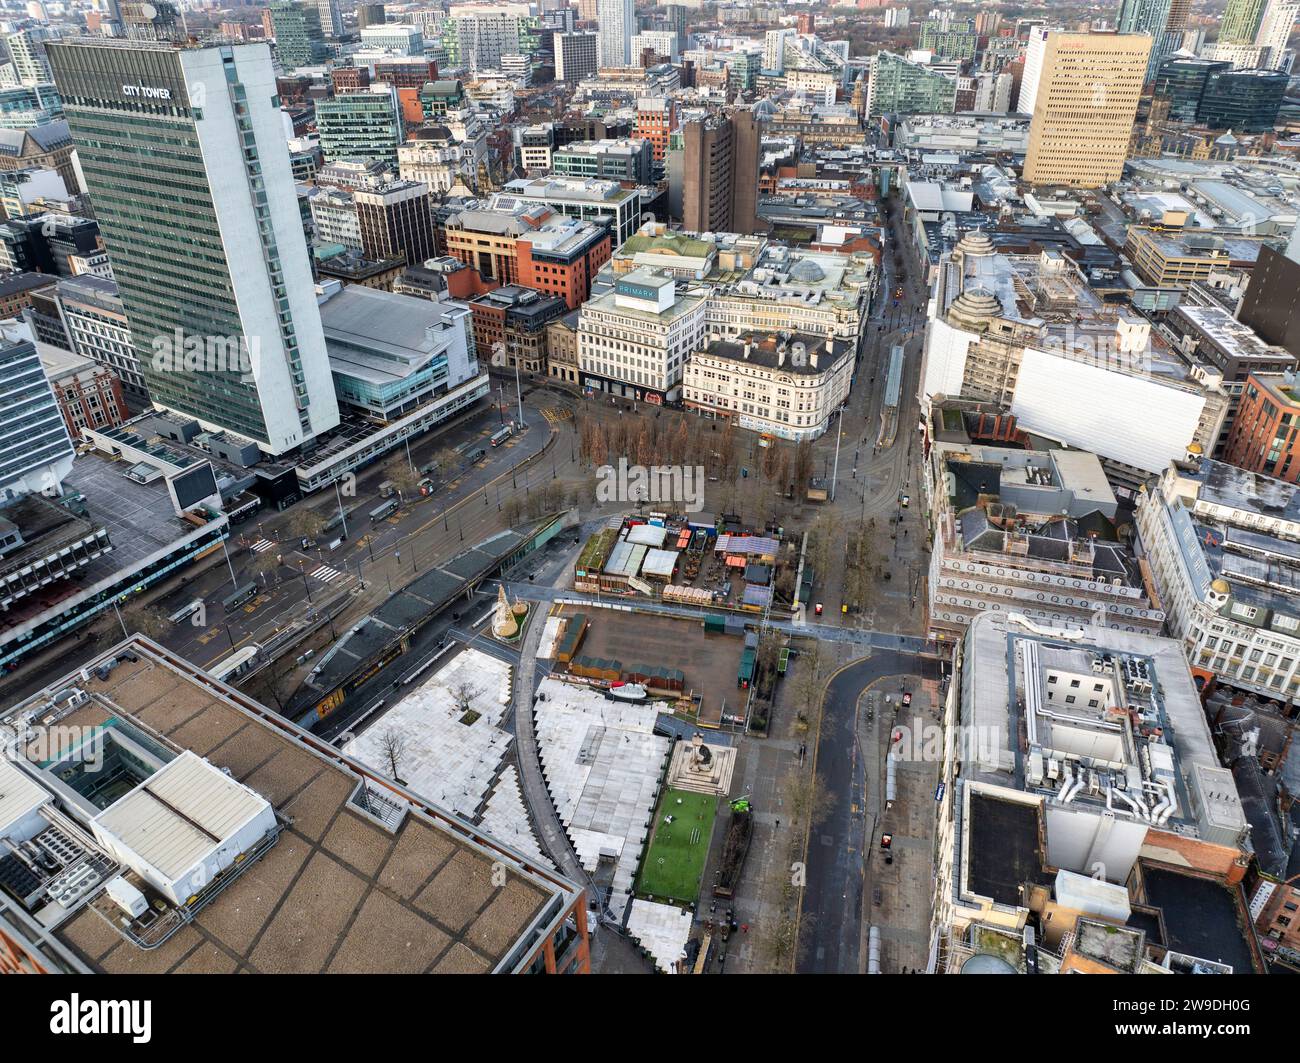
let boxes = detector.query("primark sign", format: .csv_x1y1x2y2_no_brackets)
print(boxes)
121,83,173,100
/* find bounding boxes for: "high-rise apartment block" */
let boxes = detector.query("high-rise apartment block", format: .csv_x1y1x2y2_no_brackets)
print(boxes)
0,336,74,501
597,0,634,67
268,2,329,71
677,109,766,235
354,180,438,267
554,30,598,82
315,85,405,167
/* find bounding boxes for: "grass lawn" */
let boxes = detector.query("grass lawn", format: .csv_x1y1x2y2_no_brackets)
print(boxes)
636,788,719,906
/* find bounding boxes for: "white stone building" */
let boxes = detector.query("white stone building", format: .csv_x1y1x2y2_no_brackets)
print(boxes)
578,268,707,404
683,329,852,441
1135,456,1300,704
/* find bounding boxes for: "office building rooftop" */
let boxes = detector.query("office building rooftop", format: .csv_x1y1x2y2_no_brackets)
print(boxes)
0,639,584,974
961,612,1242,840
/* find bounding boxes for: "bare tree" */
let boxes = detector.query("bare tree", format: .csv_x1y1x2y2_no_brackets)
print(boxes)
248,551,281,587
808,514,840,579
774,566,797,604
379,728,407,782
433,447,463,478
121,604,169,643
383,456,422,500
791,643,825,735
793,440,815,498
247,666,296,712
756,633,782,688
449,680,480,717
288,507,328,544
540,480,565,513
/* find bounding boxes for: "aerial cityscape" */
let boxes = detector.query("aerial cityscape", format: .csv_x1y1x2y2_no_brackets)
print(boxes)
0,0,1293,1009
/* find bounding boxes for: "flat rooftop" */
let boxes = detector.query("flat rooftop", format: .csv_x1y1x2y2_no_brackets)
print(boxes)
61,453,197,577
963,612,1222,800
1188,457,1300,524
942,249,1211,388
1176,303,1294,365
320,284,465,384
498,176,636,205
1,640,580,974
1,453,218,644
1139,866,1257,974
964,791,1047,907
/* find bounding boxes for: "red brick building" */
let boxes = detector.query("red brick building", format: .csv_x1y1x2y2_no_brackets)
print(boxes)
445,203,609,310
470,284,568,374
331,67,371,94
516,219,611,311
374,60,439,88
1255,878,1300,954
1222,372,1300,483
37,347,130,434
634,97,677,164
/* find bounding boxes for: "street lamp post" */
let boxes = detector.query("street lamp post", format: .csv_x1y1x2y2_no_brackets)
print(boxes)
220,538,239,589
830,410,844,502
333,478,349,541
514,357,525,428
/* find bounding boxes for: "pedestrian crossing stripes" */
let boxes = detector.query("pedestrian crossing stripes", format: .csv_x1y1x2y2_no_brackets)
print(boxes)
250,538,275,553
311,564,346,583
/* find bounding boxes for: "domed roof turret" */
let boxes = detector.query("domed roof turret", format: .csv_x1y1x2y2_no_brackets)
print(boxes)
948,286,1001,327
956,228,995,257
789,258,825,283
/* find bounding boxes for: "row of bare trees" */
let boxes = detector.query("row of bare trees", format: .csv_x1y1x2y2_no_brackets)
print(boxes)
574,409,816,491
501,479,570,526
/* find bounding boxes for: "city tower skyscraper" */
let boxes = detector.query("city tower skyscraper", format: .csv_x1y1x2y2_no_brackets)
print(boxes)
1220,0,1268,42
1116,0,1179,78
46,39,339,455
1255,0,1300,65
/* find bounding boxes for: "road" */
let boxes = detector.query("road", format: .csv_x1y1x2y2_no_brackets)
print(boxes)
0,389,581,709
510,571,597,895
794,190,941,972
488,579,931,653
796,651,942,973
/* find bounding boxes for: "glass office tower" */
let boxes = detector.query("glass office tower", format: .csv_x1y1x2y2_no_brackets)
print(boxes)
46,39,339,455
